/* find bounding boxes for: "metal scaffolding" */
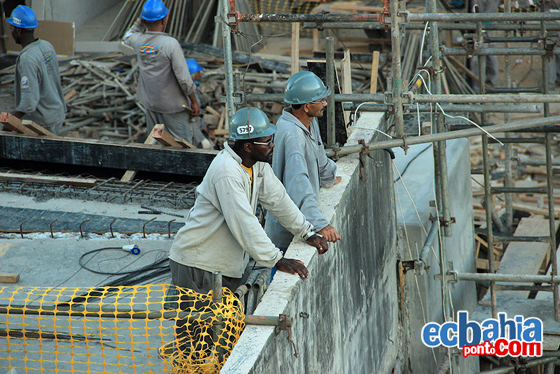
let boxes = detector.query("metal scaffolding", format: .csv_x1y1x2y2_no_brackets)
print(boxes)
218,0,560,371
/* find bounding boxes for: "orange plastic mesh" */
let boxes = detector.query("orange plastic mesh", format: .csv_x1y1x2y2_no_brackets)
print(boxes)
0,284,245,374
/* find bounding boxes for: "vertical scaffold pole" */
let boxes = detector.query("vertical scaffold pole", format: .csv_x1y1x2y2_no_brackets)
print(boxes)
326,36,336,146
390,0,404,139
221,0,236,120
545,134,560,321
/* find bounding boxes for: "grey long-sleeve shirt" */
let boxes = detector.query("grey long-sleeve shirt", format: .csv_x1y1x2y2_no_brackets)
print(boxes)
14,39,65,129
264,109,337,248
169,142,314,278
123,18,195,113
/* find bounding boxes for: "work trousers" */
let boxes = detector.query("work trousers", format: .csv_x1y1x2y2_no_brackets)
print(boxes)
146,109,193,143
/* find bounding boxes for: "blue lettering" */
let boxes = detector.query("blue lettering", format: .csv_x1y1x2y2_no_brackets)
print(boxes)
422,323,441,347
522,318,543,342
440,322,457,346
482,319,499,342
499,313,516,340
515,315,523,341
458,311,481,348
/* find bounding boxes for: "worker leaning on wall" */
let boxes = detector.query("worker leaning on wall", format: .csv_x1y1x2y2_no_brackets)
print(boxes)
265,71,342,279
122,0,201,143
7,5,66,134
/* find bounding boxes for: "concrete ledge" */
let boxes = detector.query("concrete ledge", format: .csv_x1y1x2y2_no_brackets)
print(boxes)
223,112,399,373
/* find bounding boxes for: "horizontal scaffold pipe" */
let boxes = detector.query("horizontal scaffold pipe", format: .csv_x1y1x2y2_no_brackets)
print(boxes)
454,272,560,283
236,13,382,23
343,103,541,113
302,22,560,31
414,94,560,104
325,115,560,157
408,12,560,22
246,93,386,103
442,46,560,56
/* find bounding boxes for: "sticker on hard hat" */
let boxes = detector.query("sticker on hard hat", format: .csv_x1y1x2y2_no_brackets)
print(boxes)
237,125,254,135
12,17,21,25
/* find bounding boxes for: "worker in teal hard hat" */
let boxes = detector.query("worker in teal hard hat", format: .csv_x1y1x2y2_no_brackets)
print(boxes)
265,71,342,278
169,106,328,356
5,5,65,134
122,0,200,143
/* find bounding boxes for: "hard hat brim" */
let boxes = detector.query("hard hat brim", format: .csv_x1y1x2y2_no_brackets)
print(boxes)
7,17,38,29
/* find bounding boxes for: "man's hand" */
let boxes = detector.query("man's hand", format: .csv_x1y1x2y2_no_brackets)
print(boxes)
191,101,201,117
276,258,309,279
306,234,329,254
333,176,342,186
318,225,341,243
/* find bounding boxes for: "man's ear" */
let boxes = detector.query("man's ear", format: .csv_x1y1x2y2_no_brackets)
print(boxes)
243,142,253,154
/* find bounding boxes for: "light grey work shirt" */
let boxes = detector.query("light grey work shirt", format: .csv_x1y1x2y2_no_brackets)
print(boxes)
14,39,65,130
265,109,337,248
123,18,195,113
169,142,315,278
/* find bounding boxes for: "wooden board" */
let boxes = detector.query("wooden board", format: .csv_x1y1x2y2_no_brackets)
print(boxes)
0,273,20,283
4,20,74,56
483,216,559,301
0,172,97,187
120,125,160,182
1,113,35,135
0,133,217,178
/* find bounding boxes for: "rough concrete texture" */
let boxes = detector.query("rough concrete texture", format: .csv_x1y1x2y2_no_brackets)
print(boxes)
31,0,117,28
393,140,478,373
222,112,400,374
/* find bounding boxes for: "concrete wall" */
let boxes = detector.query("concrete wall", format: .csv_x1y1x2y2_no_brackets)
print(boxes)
393,140,478,373
222,112,401,374
31,0,115,28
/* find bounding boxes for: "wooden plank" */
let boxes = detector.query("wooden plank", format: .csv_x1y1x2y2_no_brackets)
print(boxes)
22,120,55,137
512,202,560,218
0,133,217,178
0,273,20,283
121,125,161,182
0,113,36,135
313,29,320,52
340,49,352,127
476,258,501,271
173,138,197,149
483,216,559,301
0,172,97,187
291,23,300,74
370,51,380,94
64,89,77,101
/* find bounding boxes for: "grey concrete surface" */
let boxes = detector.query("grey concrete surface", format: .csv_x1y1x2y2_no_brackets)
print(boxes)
222,112,401,374
393,139,478,373
31,0,117,29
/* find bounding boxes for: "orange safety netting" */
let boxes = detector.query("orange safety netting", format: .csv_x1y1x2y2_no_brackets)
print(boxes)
0,284,245,374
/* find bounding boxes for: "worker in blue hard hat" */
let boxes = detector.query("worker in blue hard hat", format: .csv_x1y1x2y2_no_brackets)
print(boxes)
184,58,212,149
122,0,200,143
5,5,65,134
265,71,342,278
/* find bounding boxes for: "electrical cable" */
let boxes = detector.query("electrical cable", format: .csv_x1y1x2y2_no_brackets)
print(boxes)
79,247,167,276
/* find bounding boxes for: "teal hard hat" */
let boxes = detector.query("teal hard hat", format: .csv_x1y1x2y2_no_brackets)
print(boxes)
186,59,203,74
229,107,276,140
7,5,39,29
141,0,169,21
284,71,331,105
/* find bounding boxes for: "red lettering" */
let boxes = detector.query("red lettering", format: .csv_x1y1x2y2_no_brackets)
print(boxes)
509,340,522,356
495,339,508,356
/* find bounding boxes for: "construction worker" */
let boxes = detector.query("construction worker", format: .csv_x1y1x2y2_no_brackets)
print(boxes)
122,0,200,143
186,58,212,149
169,106,329,294
264,71,342,278
7,5,65,134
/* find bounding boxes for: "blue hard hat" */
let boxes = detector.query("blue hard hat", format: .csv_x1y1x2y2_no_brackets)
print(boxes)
141,0,169,22
7,5,39,29
186,59,203,74
284,71,331,105
230,107,276,141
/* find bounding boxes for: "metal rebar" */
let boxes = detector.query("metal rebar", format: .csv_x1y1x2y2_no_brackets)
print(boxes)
142,217,157,238
302,21,560,31
409,12,560,23
442,46,560,56
167,219,176,238
79,219,90,238
19,220,27,239
326,36,336,146
109,218,116,238
491,187,548,194
49,219,58,238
